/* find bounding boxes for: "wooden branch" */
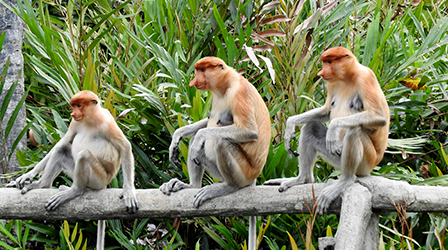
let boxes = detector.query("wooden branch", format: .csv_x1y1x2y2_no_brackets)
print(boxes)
0,176,447,220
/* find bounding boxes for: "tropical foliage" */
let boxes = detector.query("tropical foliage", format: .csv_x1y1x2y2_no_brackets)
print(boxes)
0,0,448,249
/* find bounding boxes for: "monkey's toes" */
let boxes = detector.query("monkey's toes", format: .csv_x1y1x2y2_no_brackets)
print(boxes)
45,199,60,211
193,191,206,208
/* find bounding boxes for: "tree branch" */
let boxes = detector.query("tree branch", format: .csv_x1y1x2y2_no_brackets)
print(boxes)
0,176,447,220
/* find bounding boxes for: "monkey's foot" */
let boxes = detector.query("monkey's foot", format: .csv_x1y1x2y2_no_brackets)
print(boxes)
263,177,297,186
193,183,239,208
264,177,311,192
46,188,82,211
58,185,70,191
316,179,353,215
159,178,191,195
5,181,20,188
17,181,43,194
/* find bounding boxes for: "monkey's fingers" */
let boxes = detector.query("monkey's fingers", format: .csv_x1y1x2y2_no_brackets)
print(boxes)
193,183,238,208
288,149,300,157
119,189,139,214
15,175,33,189
263,178,286,186
169,147,183,168
124,198,139,214
5,181,18,188
285,136,299,157
277,177,306,192
170,157,182,168
45,194,64,211
159,178,189,195
326,139,342,156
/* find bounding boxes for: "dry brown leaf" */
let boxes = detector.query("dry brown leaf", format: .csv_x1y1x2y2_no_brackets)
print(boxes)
257,29,286,38
261,15,291,25
261,1,280,13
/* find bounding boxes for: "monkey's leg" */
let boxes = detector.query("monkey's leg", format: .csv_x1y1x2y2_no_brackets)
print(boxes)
160,135,217,195
193,138,250,208
45,149,106,211
317,127,365,215
273,122,341,192
20,145,74,194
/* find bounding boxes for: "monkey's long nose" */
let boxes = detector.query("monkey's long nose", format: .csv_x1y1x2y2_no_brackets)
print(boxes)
189,79,196,87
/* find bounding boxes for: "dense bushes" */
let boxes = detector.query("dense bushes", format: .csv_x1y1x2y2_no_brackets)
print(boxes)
1,0,448,249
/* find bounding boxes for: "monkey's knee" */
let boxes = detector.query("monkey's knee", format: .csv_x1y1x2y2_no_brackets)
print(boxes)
76,149,94,163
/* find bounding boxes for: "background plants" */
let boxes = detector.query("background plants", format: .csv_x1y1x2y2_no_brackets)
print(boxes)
0,0,447,249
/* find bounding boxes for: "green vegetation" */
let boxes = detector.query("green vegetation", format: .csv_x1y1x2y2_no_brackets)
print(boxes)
0,0,448,249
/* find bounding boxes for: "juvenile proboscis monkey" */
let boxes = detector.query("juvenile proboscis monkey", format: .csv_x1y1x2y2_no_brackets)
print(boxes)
265,47,389,215
8,90,138,249
160,57,271,249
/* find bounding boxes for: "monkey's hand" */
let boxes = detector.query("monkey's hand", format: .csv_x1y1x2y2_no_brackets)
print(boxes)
326,121,342,156
11,172,37,189
119,187,139,214
169,131,182,168
284,119,299,157
189,130,206,165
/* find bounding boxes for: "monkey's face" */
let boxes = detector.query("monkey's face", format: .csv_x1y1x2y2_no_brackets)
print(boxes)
190,68,207,90
70,103,85,121
190,57,227,91
318,62,335,81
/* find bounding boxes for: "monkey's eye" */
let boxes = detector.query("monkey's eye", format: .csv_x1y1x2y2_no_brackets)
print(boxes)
199,68,205,72
328,60,332,64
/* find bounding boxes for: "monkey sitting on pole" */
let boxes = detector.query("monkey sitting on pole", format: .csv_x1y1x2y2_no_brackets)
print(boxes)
265,47,390,215
8,90,138,250
160,57,271,249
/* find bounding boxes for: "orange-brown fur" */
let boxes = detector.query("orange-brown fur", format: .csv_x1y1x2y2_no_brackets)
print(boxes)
191,57,271,182
162,57,271,210
319,47,389,171
10,90,138,213
265,47,389,214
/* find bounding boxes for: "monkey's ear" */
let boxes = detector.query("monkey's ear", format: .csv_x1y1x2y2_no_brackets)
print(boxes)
218,63,224,69
91,99,98,105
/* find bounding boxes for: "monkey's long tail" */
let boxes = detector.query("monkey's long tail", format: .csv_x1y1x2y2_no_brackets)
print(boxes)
97,220,105,250
248,216,256,250
248,180,256,250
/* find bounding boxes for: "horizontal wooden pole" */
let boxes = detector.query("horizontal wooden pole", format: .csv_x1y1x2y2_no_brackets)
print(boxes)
0,176,447,220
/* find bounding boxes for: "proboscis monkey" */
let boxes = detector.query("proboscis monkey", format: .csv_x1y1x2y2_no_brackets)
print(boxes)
265,47,390,215
8,90,138,249
160,57,271,249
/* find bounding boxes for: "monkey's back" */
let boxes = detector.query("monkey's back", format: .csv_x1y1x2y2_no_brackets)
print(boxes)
238,79,271,181
206,76,271,182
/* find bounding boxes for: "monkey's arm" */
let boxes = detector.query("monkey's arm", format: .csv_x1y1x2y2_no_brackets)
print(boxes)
326,111,388,155
169,118,209,167
188,125,259,164
118,139,139,214
9,127,77,189
284,106,330,156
